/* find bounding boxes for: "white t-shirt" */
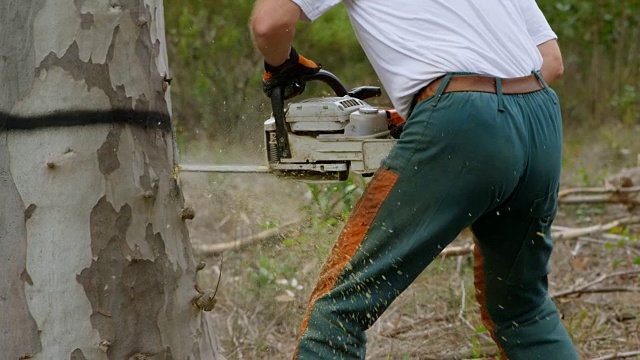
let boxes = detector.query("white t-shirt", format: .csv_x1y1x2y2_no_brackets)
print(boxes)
291,0,558,118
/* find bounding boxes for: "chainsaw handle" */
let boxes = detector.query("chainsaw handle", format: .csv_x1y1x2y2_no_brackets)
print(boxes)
303,70,348,96
303,70,381,100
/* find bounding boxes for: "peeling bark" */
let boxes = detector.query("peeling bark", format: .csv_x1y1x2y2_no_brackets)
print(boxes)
77,217,180,359
97,125,122,176
70,348,88,360
35,41,133,111
0,0,222,358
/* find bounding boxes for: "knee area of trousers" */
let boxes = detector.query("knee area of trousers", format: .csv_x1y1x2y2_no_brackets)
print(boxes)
493,308,578,360
483,282,549,326
492,300,566,343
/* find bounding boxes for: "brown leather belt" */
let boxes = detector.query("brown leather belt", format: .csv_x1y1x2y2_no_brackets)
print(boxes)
413,74,544,106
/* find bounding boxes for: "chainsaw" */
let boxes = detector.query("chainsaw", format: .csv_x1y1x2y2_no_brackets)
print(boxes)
179,70,403,182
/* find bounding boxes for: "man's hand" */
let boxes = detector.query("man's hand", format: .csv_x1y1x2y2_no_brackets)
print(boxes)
262,47,321,99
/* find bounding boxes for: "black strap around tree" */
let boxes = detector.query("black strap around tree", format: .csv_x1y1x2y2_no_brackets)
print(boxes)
0,110,172,132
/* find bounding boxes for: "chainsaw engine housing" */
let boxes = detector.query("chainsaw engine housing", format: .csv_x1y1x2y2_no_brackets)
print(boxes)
264,96,396,181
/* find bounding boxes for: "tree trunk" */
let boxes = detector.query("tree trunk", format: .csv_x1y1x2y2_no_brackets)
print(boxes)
0,1,223,359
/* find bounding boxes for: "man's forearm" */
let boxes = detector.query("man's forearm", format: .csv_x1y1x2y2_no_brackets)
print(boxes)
537,40,564,85
251,0,301,66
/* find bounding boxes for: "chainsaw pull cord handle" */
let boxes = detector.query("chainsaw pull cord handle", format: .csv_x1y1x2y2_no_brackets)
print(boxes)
270,86,292,159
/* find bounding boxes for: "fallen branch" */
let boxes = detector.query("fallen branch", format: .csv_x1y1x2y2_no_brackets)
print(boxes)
438,216,640,258
577,237,616,246
193,219,303,255
551,225,574,231
555,286,640,297
559,186,640,197
558,186,640,205
560,195,639,205
551,269,640,299
193,214,640,257
553,216,640,241
592,350,640,360
439,243,474,258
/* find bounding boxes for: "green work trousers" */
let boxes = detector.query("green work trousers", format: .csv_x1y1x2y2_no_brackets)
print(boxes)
294,74,579,359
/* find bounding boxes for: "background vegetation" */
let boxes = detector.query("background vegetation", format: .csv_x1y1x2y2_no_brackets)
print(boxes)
167,1,640,358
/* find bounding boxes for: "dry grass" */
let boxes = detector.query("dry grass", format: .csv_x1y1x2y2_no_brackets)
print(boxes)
179,125,640,360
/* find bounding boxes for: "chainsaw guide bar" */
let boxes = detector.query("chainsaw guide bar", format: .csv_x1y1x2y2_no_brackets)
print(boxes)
177,164,272,173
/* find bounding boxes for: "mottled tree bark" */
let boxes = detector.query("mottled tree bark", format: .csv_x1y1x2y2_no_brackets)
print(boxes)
0,1,223,359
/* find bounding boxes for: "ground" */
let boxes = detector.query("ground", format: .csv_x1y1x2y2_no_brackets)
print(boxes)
179,123,640,359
